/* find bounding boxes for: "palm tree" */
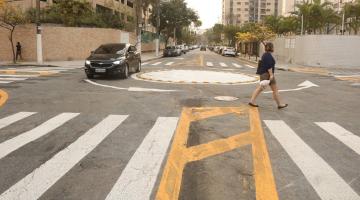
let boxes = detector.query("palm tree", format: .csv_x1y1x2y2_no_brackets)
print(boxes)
293,0,339,34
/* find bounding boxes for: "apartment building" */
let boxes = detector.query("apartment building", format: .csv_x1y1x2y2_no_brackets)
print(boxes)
6,0,136,23
222,0,279,25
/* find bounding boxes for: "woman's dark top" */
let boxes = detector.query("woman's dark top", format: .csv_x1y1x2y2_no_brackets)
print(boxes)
257,52,275,75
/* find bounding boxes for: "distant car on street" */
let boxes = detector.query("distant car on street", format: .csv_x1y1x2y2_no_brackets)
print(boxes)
163,46,181,57
222,47,237,57
200,45,206,51
84,43,141,79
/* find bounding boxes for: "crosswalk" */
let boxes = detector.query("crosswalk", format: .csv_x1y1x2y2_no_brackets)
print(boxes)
0,67,79,84
0,112,359,199
264,120,360,200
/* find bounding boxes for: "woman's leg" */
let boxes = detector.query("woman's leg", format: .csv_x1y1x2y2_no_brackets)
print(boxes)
270,83,287,108
250,85,263,104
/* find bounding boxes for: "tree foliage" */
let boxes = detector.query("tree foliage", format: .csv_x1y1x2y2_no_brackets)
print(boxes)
236,23,275,45
0,3,27,63
149,0,200,45
344,0,360,34
292,0,340,34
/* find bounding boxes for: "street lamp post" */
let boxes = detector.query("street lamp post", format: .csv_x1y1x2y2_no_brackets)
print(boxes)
36,0,43,63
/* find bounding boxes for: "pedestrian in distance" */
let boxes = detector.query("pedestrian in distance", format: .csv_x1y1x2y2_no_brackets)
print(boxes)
249,42,288,109
16,42,23,61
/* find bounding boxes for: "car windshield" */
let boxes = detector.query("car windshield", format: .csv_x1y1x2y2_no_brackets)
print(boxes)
166,46,175,50
94,44,126,54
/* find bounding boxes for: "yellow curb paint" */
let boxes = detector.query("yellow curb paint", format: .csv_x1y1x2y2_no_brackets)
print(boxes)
0,89,9,107
155,106,278,200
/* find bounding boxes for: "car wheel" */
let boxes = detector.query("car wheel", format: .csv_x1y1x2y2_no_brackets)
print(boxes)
86,73,94,79
122,65,129,79
136,61,141,72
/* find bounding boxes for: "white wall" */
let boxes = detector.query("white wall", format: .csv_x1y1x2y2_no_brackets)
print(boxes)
269,35,360,68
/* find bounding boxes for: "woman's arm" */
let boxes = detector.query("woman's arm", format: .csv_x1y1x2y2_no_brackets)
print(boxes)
268,68,274,80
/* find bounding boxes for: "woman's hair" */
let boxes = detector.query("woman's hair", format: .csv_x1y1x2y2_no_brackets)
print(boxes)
265,42,274,52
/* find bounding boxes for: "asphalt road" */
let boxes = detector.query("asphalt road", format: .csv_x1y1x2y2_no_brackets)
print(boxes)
0,49,359,200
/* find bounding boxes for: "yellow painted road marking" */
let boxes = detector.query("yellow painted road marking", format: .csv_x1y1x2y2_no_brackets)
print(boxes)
156,106,278,200
0,89,8,107
0,70,57,76
199,55,204,67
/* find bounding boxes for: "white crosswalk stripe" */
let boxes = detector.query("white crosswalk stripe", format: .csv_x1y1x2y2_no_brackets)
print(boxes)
0,77,28,81
1,112,359,199
220,62,227,67
141,62,149,66
106,117,178,200
264,120,360,200
232,63,242,68
165,62,174,66
151,62,162,66
0,112,37,130
0,74,39,78
316,122,360,155
206,62,214,67
0,113,80,160
245,64,255,69
0,115,128,200
0,81,13,84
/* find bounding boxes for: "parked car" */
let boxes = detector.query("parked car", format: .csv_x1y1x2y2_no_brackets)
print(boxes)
163,46,181,57
222,47,237,57
84,43,141,79
200,45,206,51
176,45,187,54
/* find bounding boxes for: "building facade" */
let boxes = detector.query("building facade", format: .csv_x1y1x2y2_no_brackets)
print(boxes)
222,0,280,26
6,0,136,24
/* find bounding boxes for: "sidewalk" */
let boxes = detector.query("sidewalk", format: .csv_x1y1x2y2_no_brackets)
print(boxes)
0,51,163,68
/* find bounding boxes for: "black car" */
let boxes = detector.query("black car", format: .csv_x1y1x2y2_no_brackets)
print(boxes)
200,45,206,51
84,43,141,79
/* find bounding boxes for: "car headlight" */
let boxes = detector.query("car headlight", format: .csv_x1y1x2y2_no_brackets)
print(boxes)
113,60,124,65
85,60,91,65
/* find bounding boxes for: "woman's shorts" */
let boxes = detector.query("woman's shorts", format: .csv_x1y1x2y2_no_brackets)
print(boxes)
259,72,276,85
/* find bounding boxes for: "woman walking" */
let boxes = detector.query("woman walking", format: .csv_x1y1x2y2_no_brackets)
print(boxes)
249,42,288,109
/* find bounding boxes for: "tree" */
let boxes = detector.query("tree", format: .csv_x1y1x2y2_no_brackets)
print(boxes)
223,25,241,46
149,0,200,46
344,0,360,34
0,3,27,63
293,0,339,34
264,15,300,35
236,23,275,58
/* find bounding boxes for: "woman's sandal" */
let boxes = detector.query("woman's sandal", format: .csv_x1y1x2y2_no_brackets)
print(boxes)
248,102,259,107
278,104,288,109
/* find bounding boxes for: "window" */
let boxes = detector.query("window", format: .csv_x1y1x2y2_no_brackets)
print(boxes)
127,0,134,8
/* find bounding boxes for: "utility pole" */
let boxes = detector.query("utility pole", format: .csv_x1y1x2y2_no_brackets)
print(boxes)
36,0,43,63
136,0,142,55
155,0,160,56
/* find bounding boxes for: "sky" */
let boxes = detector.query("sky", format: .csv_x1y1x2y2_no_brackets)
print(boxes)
185,0,222,30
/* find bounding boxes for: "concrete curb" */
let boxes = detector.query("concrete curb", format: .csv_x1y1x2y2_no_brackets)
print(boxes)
134,69,259,85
